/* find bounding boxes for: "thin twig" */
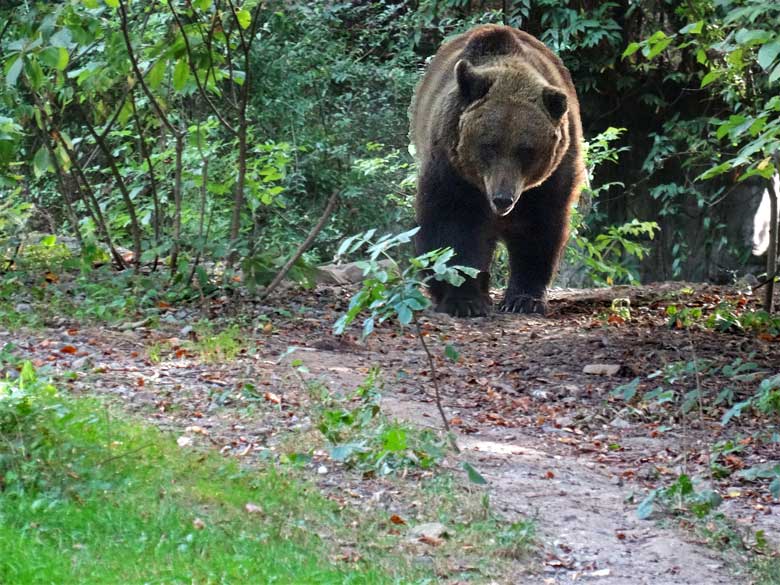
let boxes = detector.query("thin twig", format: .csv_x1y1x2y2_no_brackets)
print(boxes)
260,191,340,300
97,442,154,467
414,317,460,453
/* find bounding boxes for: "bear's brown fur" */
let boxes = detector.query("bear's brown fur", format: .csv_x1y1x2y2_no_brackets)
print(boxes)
411,24,585,316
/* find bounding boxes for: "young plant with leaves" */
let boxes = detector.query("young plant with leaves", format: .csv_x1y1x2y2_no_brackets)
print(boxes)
333,227,477,450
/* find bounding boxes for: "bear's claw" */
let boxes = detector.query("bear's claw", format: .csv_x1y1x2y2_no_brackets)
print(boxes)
499,294,547,315
435,296,491,318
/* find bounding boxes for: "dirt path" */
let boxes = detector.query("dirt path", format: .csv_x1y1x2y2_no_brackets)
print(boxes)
6,283,778,584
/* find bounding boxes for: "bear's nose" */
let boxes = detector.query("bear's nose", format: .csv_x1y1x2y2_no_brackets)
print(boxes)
492,192,513,211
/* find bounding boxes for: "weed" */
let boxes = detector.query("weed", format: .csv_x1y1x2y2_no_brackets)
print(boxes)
0,362,429,583
313,368,447,476
187,321,244,363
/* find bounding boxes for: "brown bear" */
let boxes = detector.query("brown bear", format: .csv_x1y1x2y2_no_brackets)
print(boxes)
411,24,585,316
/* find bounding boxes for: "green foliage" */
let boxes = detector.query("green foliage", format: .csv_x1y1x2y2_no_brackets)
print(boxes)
0,362,419,583
637,474,723,521
310,368,446,475
665,300,780,336
333,227,477,337
187,321,245,363
564,127,660,286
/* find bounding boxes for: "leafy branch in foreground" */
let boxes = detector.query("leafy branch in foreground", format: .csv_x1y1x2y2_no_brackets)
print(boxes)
332,227,478,453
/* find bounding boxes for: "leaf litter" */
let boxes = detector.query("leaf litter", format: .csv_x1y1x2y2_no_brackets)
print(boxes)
4,281,779,584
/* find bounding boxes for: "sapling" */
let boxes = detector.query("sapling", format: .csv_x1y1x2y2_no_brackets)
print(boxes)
333,227,479,452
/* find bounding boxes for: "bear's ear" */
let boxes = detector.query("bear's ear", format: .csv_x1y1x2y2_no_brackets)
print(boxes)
455,59,492,103
542,87,568,122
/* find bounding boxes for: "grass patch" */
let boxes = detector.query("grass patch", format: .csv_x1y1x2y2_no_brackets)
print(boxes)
753,556,780,585
0,362,424,584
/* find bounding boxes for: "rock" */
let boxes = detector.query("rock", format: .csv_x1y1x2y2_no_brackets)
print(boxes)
609,417,631,429
314,260,395,285
71,355,93,370
583,364,621,376
408,522,448,541
14,303,32,313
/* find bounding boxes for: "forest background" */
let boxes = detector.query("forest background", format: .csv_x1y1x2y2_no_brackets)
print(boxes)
1,0,779,296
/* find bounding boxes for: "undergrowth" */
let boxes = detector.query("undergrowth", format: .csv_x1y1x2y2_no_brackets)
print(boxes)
0,361,423,584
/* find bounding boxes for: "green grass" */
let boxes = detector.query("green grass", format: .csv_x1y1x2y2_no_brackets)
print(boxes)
753,557,780,585
0,364,420,584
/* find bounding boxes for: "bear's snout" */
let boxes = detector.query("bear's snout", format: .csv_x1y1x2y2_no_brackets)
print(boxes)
492,192,514,213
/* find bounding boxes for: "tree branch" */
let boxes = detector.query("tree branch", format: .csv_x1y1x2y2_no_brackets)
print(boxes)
260,191,340,300
166,0,237,134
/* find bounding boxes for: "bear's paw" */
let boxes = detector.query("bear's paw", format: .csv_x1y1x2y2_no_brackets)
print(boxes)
435,295,492,318
499,293,547,316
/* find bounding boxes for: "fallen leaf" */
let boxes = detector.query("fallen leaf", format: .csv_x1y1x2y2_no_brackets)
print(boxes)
60,345,78,355
244,503,263,514
390,514,406,525
545,470,555,479
264,391,281,404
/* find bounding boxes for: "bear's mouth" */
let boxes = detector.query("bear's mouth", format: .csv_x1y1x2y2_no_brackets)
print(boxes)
487,181,523,216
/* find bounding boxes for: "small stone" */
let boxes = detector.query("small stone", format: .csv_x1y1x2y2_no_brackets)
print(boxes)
609,417,631,429
71,355,92,369
176,436,193,448
583,364,621,376
409,522,448,541
317,465,328,475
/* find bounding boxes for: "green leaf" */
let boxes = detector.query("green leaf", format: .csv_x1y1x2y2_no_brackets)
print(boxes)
734,28,771,47
26,58,44,90
56,47,69,71
463,462,487,485
636,491,656,519
646,35,673,59
444,344,459,362
330,443,362,462
758,40,780,70
622,42,641,58
382,427,407,452
236,9,251,29
104,0,119,8
173,58,189,91
770,477,780,500
680,21,703,35
40,234,57,246
721,399,751,425
396,303,412,325
6,55,23,88
147,59,166,90
700,70,721,87
33,146,51,177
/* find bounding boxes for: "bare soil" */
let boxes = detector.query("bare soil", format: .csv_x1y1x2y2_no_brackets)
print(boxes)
6,282,779,584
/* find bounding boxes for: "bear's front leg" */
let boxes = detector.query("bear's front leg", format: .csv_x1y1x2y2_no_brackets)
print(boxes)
428,271,492,317
500,196,570,316
415,215,495,318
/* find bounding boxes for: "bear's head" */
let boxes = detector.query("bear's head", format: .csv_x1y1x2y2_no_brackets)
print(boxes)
453,59,570,216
